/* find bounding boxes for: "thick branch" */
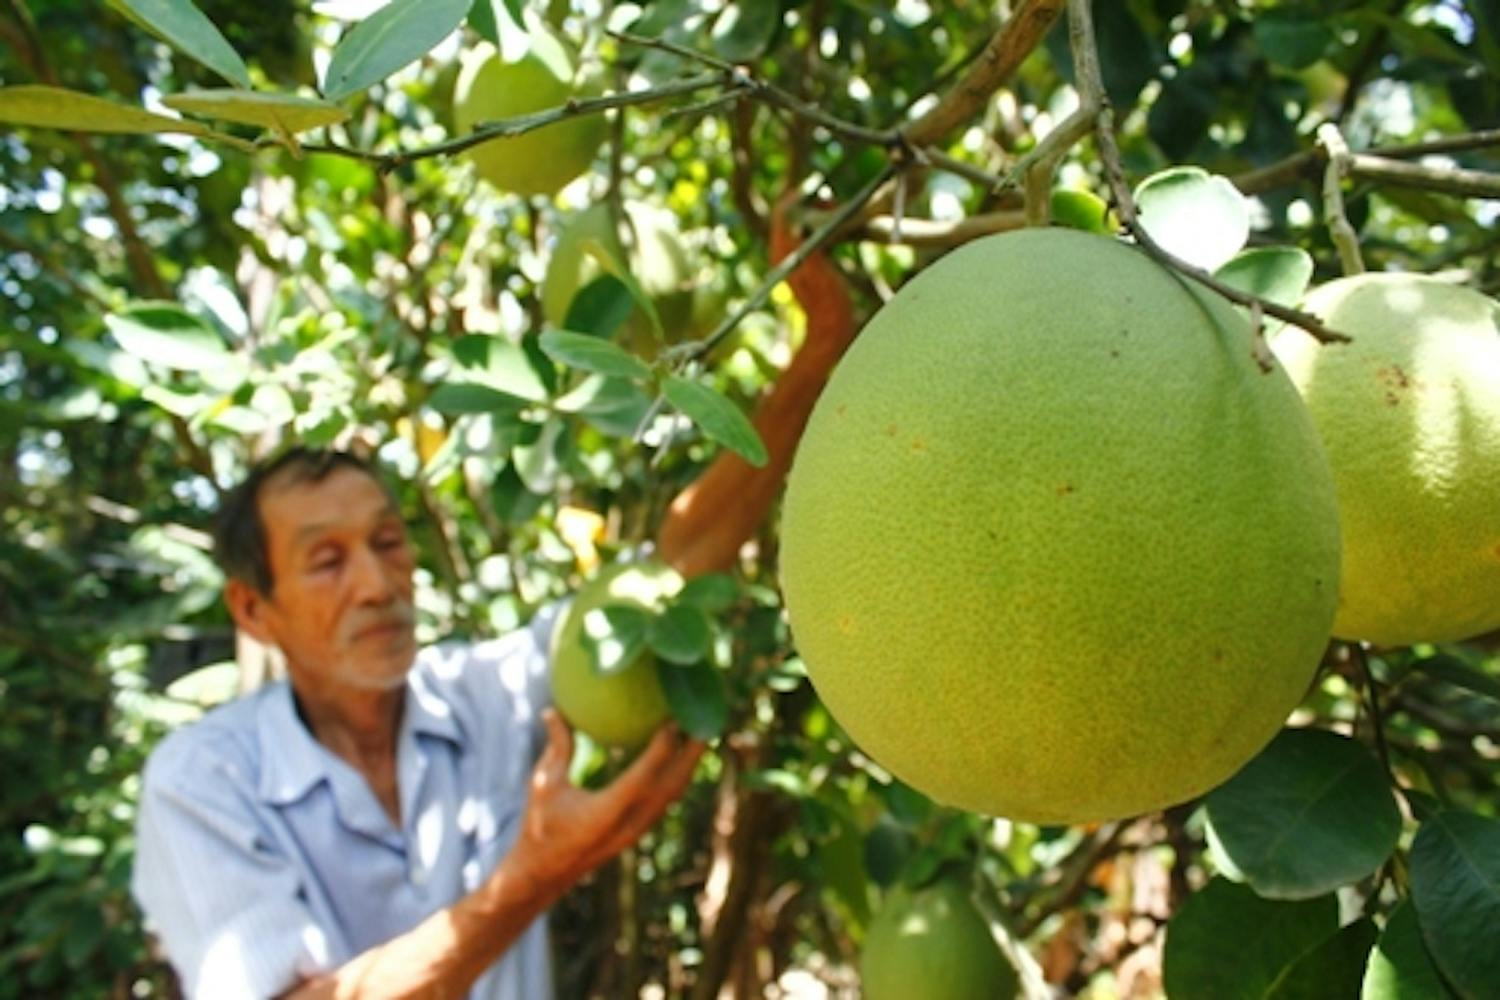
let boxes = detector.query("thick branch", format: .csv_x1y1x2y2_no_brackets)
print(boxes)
903,0,1066,147
855,210,1025,246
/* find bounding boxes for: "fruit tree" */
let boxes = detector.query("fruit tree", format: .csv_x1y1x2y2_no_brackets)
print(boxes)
1,0,1497,997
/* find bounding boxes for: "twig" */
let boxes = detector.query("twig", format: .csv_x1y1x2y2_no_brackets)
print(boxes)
1317,124,1366,275
665,162,897,366
902,0,1067,147
855,209,1026,247
1351,643,1399,794
1080,8,1351,346
1233,129,1500,196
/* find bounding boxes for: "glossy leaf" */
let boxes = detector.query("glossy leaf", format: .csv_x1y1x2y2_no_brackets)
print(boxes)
675,574,738,614
426,383,528,416
1163,877,1338,1000
662,376,768,467
1050,189,1111,234
0,86,212,138
1267,918,1378,999
105,304,236,373
711,2,780,63
562,275,636,340
106,0,251,88
323,0,472,101
581,238,663,342
1410,811,1500,999
539,329,651,381
646,604,713,666
658,660,728,740
163,90,349,134
1216,246,1315,332
1205,728,1401,899
1362,901,1458,999
1135,166,1250,272
580,605,650,676
1409,654,1500,704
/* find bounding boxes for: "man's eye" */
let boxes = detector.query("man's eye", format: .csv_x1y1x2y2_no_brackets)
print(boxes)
376,533,405,550
311,552,342,571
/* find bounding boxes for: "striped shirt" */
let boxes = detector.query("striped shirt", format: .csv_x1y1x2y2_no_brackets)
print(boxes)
131,605,562,999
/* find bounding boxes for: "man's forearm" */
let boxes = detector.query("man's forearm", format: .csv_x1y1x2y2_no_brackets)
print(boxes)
283,848,566,1000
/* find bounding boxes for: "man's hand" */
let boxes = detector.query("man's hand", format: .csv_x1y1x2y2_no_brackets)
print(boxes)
513,709,705,895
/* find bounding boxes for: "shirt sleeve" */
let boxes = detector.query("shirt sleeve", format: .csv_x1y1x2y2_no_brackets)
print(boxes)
132,736,333,1000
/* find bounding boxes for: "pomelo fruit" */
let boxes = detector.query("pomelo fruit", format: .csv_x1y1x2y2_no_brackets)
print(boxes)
860,876,1019,1000
550,562,682,749
779,227,1341,824
542,201,697,356
452,34,605,197
1271,273,1500,646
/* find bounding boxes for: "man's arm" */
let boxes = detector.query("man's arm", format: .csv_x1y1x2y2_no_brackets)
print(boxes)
285,711,702,999
657,193,859,577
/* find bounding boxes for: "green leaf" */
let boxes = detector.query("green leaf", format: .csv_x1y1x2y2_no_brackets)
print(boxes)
658,660,728,740
1216,247,1315,333
323,0,472,101
646,604,713,665
539,329,651,381
0,85,212,137
1051,188,1111,234
580,605,651,676
163,90,350,134
1409,654,1500,704
1253,16,1333,70
1163,877,1338,1000
1205,728,1402,900
710,2,780,63
106,0,251,88
563,275,636,340
553,375,653,437
676,573,739,614
662,375,768,467
1135,166,1250,272
451,335,551,402
512,418,566,494
1363,901,1459,1000
1410,810,1500,999
105,303,236,373
426,383,529,415
865,819,913,887
1267,918,1379,999
582,237,663,342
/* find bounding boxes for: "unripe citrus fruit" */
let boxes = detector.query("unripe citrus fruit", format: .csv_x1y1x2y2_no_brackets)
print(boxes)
1272,274,1500,646
780,228,1341,824
452,35,605,197
550,562,682,749
861,877,1018,1000
543,201,696,354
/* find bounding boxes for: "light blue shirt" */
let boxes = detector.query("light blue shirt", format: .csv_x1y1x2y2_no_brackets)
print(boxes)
132,605,562,1000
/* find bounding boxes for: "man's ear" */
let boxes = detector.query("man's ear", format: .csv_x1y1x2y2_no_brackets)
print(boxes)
225,577,275,645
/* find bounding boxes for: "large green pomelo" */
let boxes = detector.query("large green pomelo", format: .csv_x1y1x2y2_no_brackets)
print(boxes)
779,228,1341,825
861,877,1019,1000
550,562,682,749
541,201,696,355
1272,274,1500,646
452,37,605,198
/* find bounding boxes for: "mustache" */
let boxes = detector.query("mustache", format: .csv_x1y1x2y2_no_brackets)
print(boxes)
348,605,416,640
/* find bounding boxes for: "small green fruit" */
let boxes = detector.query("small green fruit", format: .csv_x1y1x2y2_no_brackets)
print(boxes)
861,877,1019,1000
550,562,683,749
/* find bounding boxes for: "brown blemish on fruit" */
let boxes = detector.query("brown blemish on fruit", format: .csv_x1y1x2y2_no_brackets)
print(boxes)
1056,483,1076,497
910,439,927,453
885,424,900,437
835,403,847,416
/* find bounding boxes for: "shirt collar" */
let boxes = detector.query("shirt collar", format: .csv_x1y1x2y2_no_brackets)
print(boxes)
254,662,466,808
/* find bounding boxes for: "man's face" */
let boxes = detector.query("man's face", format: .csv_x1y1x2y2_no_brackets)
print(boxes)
233,465,418,692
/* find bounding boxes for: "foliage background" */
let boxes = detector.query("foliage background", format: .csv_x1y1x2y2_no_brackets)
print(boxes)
1,0,1497,997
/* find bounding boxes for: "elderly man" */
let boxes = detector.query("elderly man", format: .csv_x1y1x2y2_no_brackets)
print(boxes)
130,201,859,999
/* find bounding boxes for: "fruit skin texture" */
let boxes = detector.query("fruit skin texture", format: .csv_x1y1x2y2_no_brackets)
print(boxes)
860,877,1019,1000
1272,274,1500,646
452,39,605,197
550,562,682,750
542,201,696,355
780,228,1340,825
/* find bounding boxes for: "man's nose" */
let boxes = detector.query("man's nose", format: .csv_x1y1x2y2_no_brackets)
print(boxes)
348,543,399,605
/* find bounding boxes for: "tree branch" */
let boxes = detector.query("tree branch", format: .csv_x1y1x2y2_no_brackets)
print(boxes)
902,0,1067,148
